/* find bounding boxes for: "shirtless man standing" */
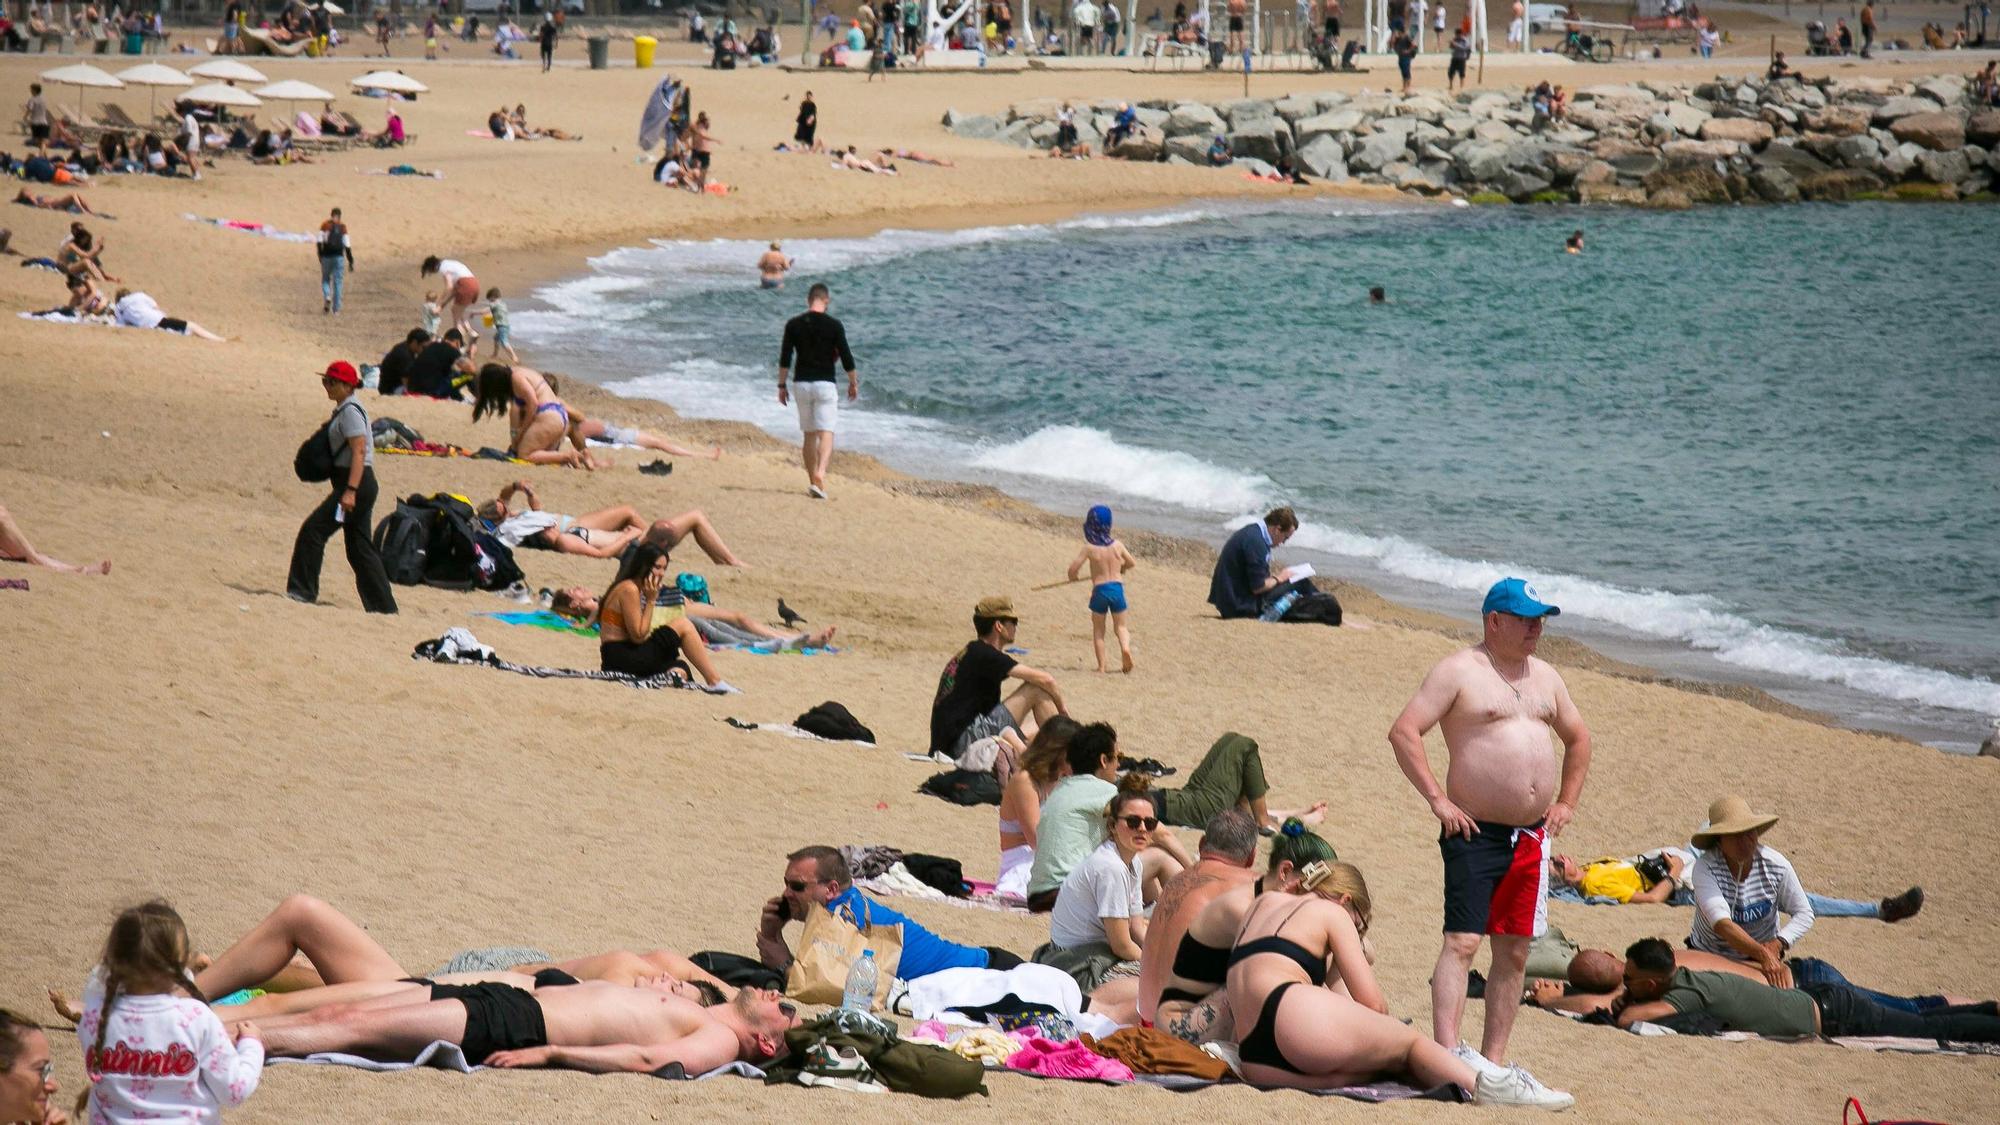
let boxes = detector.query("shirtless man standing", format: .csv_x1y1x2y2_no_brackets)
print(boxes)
254,979,798,1073
1226,0,1248,52
1388,577,1590,1092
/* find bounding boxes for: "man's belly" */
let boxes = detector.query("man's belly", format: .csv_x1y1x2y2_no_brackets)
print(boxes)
1444,727,1559,825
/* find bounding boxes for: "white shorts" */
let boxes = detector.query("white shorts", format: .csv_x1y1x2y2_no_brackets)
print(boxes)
794,380,839,433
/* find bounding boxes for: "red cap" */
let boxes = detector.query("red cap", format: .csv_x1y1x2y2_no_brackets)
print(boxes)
319,360,360,387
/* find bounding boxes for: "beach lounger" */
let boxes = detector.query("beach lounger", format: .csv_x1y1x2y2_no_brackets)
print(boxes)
98,103,142,130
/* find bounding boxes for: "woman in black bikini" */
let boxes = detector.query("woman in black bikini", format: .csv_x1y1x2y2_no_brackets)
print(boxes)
1222,863,1569,1108
590,544,731,689
1150,818,1335,1040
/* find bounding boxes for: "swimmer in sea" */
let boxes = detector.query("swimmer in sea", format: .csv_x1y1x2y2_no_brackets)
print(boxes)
1565,229,1583,254
1368,286,1386,304
757,242,795,289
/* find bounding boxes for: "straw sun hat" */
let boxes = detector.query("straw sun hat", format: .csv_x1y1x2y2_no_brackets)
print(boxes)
1690,796,1780,849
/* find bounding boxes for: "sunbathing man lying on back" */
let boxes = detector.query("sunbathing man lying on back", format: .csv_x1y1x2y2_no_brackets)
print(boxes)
253,978,801,1071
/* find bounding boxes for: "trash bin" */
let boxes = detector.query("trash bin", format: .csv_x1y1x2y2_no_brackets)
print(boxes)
587,35,611,69
633,35,657,68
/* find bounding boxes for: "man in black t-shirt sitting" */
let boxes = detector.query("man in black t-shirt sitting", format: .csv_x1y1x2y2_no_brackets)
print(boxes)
407,328,476,400
928,596,1067,762
377,328,430,397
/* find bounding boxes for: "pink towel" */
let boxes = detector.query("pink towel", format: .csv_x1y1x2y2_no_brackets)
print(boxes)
1003,1036,1134,1082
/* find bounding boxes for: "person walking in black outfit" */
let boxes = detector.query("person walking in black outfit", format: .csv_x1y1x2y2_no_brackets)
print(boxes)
539,16,558,72
794,90,817,149
777,283,858,499
288,361,397,613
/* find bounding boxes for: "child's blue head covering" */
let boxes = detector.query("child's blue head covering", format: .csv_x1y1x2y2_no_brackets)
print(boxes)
1084,505,1114,547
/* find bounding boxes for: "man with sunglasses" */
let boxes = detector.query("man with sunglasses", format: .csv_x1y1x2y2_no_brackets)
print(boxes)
1388,577,1591,1098
928,595,1066,764
757,846,1024,982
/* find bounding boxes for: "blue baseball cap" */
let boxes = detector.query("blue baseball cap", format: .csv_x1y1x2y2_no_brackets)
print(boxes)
1482,577,1560,619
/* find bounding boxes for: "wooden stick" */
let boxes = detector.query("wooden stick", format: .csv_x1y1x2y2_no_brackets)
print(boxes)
1030,577,1082,591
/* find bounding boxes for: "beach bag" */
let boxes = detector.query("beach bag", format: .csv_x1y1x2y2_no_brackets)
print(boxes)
372,500,433,585
470,530,524,592
795,701,875,743
675,572,711,604
785,901,902,1010
1524,924,1580,980
689,951,786,992
1282,588,1344,626
418,493,482,590
919,768,1002,807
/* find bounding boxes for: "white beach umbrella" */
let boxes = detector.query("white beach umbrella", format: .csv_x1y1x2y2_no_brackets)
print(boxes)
314,1,346,13
350,70,429,95
39,63,124,119
188,59,270,84
114,62,194,119
181,82,264,109
254,79,336,123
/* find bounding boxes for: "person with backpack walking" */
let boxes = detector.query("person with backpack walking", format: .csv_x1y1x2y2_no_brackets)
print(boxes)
287,361,397,614
317,207,353,315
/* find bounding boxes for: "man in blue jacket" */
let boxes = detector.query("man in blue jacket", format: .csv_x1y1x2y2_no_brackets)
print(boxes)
758,846,1024,980
1208,506,1307,619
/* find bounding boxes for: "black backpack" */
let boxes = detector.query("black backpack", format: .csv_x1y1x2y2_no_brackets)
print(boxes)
919,769,1002,807
794,701,876,743
470,530,524,592
1283,590,1344,626
418,493,482,590
371,498,433,585
293,400,358,483
318,221,346,259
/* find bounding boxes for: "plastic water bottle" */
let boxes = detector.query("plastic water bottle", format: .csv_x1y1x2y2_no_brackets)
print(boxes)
1259,590,1300,623
841,949,877,1012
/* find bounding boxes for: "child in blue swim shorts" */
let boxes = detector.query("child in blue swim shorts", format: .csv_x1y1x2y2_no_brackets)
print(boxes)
1067,504,1139,673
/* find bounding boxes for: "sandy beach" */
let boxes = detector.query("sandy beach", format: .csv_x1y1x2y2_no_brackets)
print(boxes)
4,25,1998,1124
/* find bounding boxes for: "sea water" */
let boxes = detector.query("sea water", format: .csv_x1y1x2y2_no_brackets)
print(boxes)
521,200,2000,750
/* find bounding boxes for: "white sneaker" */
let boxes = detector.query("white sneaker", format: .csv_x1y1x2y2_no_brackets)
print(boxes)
1474,1064,1575,1111
1450,1041,1508,1081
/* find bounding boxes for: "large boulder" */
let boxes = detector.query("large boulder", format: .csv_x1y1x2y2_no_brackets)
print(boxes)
1759,104,1800,129
1164,132,1213,164
1494,166,1554,201
1833,133,1883,169
1220,98,1277,125
1229,117,1293,162
1347,130,1409,173
1574,159,1618,186
1643,163,1731,203
1644,188,1693,210
1007,98,1065,123
1386,161,1448,192
1472,119,1519,144
1890,111,1967,152
1660,101,1712,137
1698,118,1775,147
1296,133,1349,180
996,119,1039,148
1238,156,1279,178
1968,109,2000,148
1753,143,1832,179
1915,75,1968,107
1748,166,1801,203
1273,93,1322,123
1109,124,1165,161
1578,182,1647,205
1164,102,1226,137
1661,138,1743,163
1132,106,1171,130
1440,113,1480,138
1466,91,1511,118
1803,105,1870,136
1608,152,1663,179
1295,108,1366,141
1578,84,1656,104
1028,121,1059,147
1452,140,1511,182
951,113,1004,140
1915,147,1972,185
1870,96,1938,126
1796,167,1885,200
1397,95,1451,122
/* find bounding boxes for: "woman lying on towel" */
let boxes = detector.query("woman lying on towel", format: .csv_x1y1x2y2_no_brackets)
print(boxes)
551,584,835,652
477,480,642,560
591,543,734,690
471,362,601,469
46,895,736,1028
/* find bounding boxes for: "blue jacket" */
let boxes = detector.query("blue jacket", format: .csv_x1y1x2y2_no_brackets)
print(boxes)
825,887,989,979
1208,521,1271,619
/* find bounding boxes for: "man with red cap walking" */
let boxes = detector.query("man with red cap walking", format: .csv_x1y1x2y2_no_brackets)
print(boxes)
287,361,397,613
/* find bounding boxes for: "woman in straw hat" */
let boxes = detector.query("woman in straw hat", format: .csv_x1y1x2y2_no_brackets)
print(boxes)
1685,796,1819,986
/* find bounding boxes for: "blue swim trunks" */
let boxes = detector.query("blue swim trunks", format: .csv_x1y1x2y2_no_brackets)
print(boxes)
1088,582,1129,614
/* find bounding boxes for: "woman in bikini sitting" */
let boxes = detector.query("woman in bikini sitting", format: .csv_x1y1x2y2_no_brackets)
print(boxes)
551,585,834,652
996,717,1080,900
1223,862,1571,1108
591,543,734,690
471,363,599,469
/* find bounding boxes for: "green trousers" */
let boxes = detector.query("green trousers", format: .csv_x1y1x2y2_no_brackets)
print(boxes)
1158,731,1269,828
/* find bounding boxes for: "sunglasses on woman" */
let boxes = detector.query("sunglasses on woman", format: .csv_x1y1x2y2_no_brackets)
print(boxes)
1118,815,1160,831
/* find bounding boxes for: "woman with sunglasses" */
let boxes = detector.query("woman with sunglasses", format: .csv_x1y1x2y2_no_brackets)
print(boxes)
1224,861,1574,1108
1033,776,1181,1003
0,1009,64,1125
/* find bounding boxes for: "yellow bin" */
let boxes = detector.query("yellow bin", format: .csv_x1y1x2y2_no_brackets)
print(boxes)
633,35,657,68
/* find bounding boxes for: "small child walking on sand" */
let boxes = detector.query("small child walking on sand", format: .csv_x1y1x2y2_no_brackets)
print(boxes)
419,290,442,336
1068,504,1138,673
76,900,264,1122
481,286,517,361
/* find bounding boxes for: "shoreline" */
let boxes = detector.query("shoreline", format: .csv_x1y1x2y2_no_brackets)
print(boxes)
511,201,1963,754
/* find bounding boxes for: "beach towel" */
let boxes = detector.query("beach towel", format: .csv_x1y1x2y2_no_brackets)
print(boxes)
267,1040,765,1080
0,578,28,591
412,627,728,693
183,213,318,242
432,946,555,974
364,166,445,179
1535,1004,2000,1055
478,609,598,635
17,310,121,328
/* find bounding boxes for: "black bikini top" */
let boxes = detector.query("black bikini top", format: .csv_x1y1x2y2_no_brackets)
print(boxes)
1228,897,1329,987
1170,932,1230,985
